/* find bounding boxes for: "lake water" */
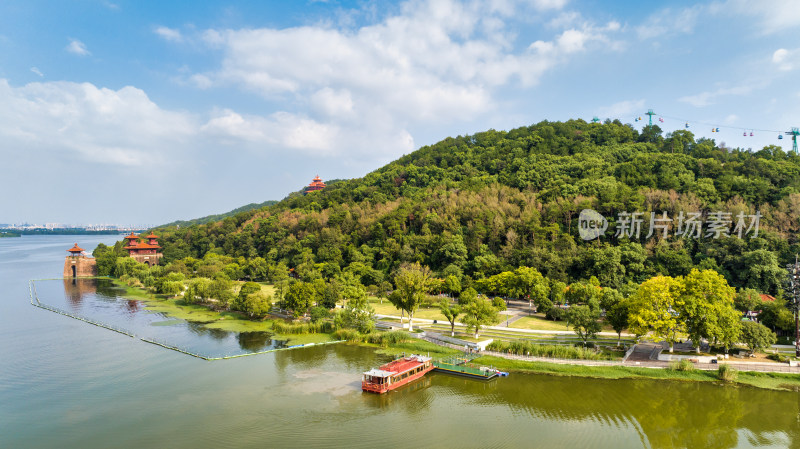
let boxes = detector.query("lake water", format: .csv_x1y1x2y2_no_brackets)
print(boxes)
2,235,799,449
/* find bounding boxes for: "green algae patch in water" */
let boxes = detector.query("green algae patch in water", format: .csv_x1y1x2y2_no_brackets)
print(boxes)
150,319,184,327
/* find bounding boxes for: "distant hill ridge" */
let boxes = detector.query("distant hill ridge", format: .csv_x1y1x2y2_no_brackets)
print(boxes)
161,200,279,228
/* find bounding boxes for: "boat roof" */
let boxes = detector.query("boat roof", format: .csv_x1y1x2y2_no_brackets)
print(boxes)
378,355,432,375
363,368,394,378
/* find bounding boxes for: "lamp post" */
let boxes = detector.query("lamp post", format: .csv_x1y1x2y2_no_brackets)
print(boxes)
786,255,800,357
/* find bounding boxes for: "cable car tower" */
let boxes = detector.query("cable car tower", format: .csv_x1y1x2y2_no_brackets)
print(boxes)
786,127,799,154
645,109,656,126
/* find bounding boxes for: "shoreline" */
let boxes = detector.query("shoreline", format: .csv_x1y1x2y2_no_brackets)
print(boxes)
60,277,800,391
471,355,800,391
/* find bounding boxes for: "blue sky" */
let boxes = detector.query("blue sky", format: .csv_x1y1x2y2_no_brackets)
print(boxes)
1,0,799,226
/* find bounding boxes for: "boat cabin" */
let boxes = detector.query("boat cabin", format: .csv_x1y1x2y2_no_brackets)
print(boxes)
362,355,433,394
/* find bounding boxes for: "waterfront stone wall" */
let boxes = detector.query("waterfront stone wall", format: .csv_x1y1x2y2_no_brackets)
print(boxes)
63,256,97,277
130,253,162,266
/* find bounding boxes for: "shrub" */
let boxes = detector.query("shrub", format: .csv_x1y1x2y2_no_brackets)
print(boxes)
492,297,507,311
272,321,333,335
767,353,789,363
309,306,331,323
545,307,564,321
670,359,695,372
485,340,608,360
332,328,360,341
365,331,411,347
717,364,738,382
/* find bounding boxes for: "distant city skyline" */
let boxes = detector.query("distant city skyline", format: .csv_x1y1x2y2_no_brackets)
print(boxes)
1,0,799,224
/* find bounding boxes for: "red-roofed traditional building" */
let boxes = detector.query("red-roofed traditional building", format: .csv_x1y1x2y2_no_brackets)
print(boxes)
63,243,97,277
306,175,326,192
124,232,163,266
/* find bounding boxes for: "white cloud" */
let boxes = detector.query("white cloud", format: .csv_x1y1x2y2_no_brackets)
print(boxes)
179,0,618,162
0,79,195,166
30,67,44,77
636,6,701,39
531,0,569,10
713,0,800,34
597,99,645,119
154,26,183,42
678,85,755,107
66,39,90,56
773,48,800,71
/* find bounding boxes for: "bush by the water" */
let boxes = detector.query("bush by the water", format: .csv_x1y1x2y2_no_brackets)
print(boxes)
717,364,738,382
486,340,610,360
272,321,333,334
670,359,695,372
331,329,411,346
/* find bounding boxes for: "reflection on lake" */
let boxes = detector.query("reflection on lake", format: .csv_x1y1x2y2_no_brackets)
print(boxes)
41,277,284,356
2,236,800,449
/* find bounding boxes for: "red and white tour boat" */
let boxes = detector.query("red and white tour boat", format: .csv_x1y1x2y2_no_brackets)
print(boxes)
362,354,434,394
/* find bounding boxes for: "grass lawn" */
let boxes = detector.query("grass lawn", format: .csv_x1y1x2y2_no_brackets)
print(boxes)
508,315,572,331
368,298,447,320
256,282,276,296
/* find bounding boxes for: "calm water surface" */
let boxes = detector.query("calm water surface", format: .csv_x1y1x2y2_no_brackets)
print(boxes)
1,235,799,448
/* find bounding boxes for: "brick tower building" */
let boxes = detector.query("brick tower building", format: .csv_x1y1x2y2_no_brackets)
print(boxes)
63,243,97,277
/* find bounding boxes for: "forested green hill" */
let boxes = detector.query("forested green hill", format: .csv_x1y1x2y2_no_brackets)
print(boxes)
160,200,279,228
153,120,800,295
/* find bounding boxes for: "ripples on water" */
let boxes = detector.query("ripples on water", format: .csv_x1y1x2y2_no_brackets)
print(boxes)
2,236,800,449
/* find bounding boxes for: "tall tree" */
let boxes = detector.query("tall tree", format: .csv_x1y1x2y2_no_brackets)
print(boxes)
391,262,435,332
567,304,601,344
438,300,462,337
606,300,630,346
739,320,777,355
283,282,315,317
461,298,499,338
628,275,685,352
679,269,740,353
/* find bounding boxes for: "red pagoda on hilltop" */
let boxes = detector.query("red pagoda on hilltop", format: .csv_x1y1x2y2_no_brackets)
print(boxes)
306,175,326,192
124,232,163,266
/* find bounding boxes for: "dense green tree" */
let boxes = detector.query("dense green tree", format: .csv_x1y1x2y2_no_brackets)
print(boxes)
462,298,499,338
283,282,315,317
739,320,777,355
336,293,375,333
679,269,740,352
438,300,462,337
241,291,272,318
391,262,435,331
458,287,478,306
606,300,630,346
628,276,685,352
734,288,762,313
567,305,601,344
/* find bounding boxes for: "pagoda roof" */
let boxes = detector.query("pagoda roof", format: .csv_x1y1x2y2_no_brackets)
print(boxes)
67,243,85,253
124,232,139,240
308,175,326,188
145,232,159,239
130,242,161,249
